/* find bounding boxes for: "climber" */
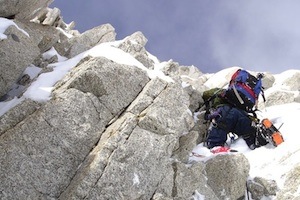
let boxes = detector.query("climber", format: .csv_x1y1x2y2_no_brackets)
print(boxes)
201,69,268,149
205,104,262,149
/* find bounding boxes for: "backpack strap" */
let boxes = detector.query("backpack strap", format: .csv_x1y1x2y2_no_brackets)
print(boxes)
229,69,241,85
232,83,244,105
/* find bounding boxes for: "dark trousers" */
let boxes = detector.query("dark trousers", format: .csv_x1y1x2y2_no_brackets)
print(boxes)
206,105,256,148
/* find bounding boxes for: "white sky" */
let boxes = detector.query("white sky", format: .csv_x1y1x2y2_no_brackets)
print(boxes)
1,17,300,199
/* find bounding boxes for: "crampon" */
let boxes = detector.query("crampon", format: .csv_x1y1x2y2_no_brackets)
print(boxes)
260,118,284,147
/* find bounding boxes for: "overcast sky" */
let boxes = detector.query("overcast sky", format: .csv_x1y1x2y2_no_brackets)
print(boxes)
50,1,300,74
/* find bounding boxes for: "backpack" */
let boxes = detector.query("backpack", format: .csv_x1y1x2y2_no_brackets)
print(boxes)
224,69,264,112
202,88,226,109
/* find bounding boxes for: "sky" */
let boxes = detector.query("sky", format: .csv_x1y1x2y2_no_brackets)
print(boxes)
1,18,300,199
50,0,300,74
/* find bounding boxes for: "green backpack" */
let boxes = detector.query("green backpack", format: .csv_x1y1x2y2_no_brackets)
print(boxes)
202,88,227,109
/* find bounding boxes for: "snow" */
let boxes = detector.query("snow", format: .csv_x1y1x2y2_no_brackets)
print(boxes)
245,103,300,188
192,190,205,200
196,69,300,192
42,47,67,62
190,102,300,195
203,66,240,88
0,22,172,103
0,97,24,116
0,17,29,40
1,17,300,199
56,27,74,38
191,69,300,198
133,173,140,186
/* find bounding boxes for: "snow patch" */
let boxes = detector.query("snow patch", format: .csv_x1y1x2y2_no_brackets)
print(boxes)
0,17,29,40
133,173,140,186
43,47,68,62
192,190,205,200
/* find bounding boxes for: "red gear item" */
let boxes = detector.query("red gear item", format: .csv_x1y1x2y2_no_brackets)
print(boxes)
210,146,231,154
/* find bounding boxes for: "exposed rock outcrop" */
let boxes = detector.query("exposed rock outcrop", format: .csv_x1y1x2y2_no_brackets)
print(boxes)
0,0,52,20
118,31,155,69
205,154,250,200
277,163,300,200
0,24,40,97
1,1,300,199
259,70,300,108
247,177,278,200
61,24,116,58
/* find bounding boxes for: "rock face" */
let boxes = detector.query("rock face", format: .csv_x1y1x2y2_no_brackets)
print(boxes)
0,25,40,97
1,1,300,199
0,0,52,20
247,177,278,200
62,24,116,58
0,29,250,199
0,4,116,100
277,163,300,199
260,70,300,108
205,154,250,200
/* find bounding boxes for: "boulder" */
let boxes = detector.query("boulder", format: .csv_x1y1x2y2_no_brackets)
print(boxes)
16,20,61,54
172,130,200,163
0,99,41,136
247,177,278,200
118,31,155,69
57,60,197,199
179,65,204,80
0,24,40,97
0,55,152,199
277,163,300,200
0,88,114,199
31,7,76,30
281,71,300,91
160,61,181,78
173,162,219,200
42,7,61,26
261,73,275,89
194,112,210,142
179,65,206,92
62,119,178,200
138,82,194,136
205,154,250,200
61,24,116,58
183,84,204,112
1,2,299,198
0,0,52,20
156,62,207,112
53,56,150,116
265,90,295,107
127,77,168,115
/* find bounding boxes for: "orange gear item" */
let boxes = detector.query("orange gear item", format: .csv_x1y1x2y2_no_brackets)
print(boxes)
272,132,284,146
262,118,284,146
262,119,272,128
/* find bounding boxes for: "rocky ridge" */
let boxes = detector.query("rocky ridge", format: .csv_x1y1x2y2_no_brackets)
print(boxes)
1,1,300,200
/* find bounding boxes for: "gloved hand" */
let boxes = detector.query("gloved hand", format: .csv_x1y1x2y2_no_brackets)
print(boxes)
206,110,221,121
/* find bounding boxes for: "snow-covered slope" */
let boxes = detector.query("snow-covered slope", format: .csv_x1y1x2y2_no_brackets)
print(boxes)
190,68,300,199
